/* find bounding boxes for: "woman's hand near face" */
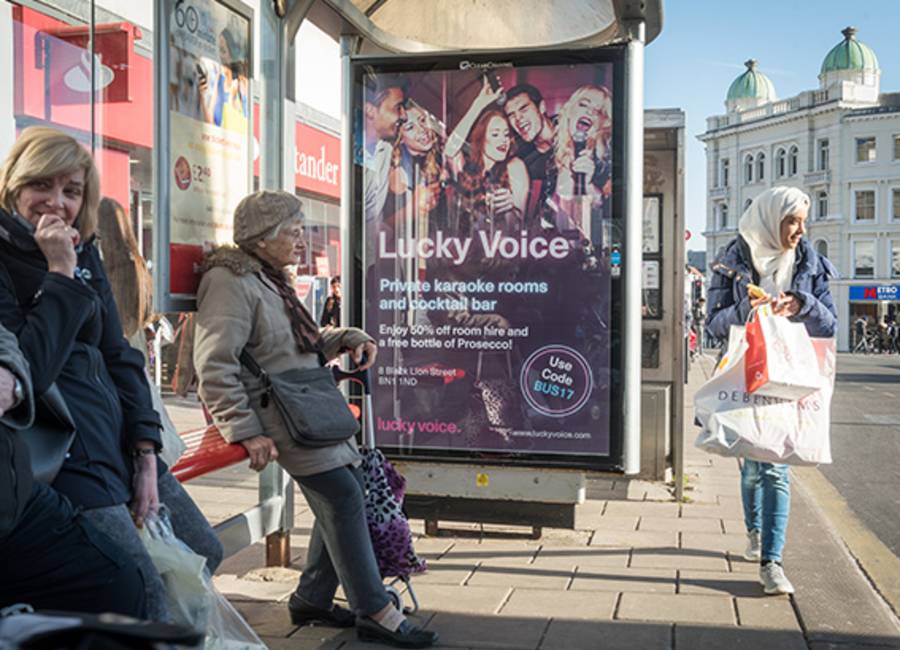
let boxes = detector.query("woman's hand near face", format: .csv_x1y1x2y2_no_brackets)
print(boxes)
34,214,78,278
351,341,378,371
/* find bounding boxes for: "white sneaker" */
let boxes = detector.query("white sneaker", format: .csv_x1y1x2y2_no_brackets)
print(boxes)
744,530,761,561
759,562,795,595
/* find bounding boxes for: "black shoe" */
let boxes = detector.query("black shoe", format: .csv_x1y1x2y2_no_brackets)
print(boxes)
357,617,438,648
288,593,356,628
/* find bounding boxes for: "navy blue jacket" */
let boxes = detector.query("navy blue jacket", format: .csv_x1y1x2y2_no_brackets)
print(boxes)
0,208,163,509
705,236,838,345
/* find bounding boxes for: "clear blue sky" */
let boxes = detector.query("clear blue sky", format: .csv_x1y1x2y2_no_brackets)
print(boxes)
644,1,900,254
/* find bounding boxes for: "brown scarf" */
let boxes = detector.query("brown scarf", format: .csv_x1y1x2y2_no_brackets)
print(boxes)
256,259,321,354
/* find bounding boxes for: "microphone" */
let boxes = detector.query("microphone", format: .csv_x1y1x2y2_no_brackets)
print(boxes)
484,72,507,107
572,130,587,196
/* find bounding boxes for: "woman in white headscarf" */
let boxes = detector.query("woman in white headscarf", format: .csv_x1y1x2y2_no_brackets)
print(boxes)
705,186,837,596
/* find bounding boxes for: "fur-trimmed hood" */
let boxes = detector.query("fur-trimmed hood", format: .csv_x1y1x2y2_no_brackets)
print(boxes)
202,246,262,276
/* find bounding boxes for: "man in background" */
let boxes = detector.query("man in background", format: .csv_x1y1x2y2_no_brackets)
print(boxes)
320,276,342,328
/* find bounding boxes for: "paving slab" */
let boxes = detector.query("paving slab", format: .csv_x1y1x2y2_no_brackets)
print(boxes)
681,532,748,554
401,584,511,614
424,612,547,649
630,548,730,572
442,543,540,565
735,597,801,630
602,501,680,518
539,619,672,650
638,516,724,533
589,530,677,548
617,593,735,626
674,625,807,650
586,515,641,531
213,574,295,602
465,563,574,590
229,600,298,638
678,570,764,598
499,588,617,620
533,546,630,568
680,504,739,520
409,560,477,586
568,567,676,594
726,553,761,574
721,518,750,535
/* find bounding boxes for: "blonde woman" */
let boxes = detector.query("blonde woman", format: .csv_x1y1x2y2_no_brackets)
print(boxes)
0,127,220,621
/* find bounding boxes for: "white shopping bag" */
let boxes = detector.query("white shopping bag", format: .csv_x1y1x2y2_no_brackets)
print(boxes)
694,337,835,465
744,306,821,400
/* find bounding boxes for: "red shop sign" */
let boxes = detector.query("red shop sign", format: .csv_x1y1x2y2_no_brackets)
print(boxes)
294,122,340,199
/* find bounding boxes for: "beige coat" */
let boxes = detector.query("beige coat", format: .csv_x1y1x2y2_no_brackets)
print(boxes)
193,247,373,477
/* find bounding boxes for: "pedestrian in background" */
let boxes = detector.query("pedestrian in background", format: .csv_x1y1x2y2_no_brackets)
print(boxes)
705,186,837,595
320,276,341,328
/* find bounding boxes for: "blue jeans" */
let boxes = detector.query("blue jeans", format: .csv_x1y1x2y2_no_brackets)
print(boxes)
293,464,391,617
741,460,791,563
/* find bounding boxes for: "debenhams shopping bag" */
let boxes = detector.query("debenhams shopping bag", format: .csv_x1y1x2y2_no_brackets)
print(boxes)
744,306,821,400
694,337,836,465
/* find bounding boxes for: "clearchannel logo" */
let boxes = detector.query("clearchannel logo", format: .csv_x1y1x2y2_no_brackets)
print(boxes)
458,60,513,71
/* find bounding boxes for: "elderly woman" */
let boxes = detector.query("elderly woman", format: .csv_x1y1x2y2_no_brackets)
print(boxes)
194,190,437,649
706,186,837,595
0,126,222,622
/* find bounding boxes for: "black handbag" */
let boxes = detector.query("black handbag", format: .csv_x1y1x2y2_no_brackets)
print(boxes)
21,383,76,484
239,350,359,448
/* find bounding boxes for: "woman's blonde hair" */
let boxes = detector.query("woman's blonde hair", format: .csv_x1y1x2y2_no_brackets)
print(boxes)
554,85,612,173
97,197,154,337
0,126,100,239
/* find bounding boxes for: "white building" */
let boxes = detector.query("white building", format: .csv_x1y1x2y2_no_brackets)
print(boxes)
699,27,900,351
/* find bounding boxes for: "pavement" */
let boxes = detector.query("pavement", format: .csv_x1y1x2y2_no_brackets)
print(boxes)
168,354,900,650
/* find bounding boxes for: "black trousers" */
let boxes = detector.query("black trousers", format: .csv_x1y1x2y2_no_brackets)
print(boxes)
0,482,147,618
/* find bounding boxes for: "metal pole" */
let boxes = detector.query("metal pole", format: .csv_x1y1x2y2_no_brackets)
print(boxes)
339,35,356,331
622,19,645,476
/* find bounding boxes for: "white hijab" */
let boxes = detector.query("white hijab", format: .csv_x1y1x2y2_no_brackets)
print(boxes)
738,186,810,295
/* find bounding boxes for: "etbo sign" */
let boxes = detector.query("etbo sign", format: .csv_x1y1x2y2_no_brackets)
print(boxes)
849,285,900,301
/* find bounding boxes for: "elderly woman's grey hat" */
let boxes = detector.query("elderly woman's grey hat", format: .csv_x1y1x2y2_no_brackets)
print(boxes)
233,190,303,246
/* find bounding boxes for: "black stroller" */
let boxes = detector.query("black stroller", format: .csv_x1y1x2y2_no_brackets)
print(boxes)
333,365,427,613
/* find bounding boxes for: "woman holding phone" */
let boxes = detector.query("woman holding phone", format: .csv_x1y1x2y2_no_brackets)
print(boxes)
705,186,837,595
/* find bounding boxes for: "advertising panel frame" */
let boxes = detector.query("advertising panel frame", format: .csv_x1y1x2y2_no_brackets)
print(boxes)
349,46,628,472
154,0,254,312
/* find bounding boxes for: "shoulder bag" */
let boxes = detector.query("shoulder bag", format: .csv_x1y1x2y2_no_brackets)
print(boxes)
239,350,359,448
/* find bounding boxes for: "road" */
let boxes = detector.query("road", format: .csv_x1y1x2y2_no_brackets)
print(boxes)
822,352,900,556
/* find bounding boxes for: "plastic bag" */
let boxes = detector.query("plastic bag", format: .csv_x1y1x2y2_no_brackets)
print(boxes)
139,509,266,649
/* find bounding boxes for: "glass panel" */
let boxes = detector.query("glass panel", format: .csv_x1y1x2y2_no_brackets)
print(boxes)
818,139,829,170
856,137,876,163
817,191,828,219
892,243,900,278
856,190,875,220
855,241,875,278
894,135,900,161
893,189,900,220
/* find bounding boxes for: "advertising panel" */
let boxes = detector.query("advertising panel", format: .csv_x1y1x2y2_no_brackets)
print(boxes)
355,50,625,468
166,0,251,296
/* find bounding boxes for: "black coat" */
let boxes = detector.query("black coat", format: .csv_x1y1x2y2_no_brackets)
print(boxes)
0,321,34,537
0,209,162,509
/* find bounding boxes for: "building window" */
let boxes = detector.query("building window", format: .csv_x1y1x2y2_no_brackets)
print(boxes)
817,138,830,170
893,188,900,220
893,242,900,278
775,148,786,178
756,153,765,181
718,203,729,230
855,190,876,221
719,158,730,188
815,239,829,259
856,137,876,163
894,134,900,161
788,145,799,176
817,191,828,220
854,241,875,278
744,154,754,183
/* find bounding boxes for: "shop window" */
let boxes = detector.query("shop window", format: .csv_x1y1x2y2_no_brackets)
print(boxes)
744,154,754,183
854,241,875,278
855,190,876,221
788,145,799,176
815,239,829,259
818,138,829,170
856,137,876,163
756,152,765,181
893,242,900,278
817,191,828,220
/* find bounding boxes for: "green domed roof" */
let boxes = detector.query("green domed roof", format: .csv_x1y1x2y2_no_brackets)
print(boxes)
821,27,879,74
726,59,777,102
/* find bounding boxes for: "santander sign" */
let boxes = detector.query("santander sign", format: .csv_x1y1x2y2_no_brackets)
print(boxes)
295,122,340,199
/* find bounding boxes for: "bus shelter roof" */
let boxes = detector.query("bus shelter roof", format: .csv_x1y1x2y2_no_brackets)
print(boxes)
300,0,663,54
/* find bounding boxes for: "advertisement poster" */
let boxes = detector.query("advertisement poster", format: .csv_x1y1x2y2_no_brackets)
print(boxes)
360,57,618,459
167,0,251,295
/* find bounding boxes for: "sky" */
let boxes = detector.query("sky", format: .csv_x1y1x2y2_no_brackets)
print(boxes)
644,1,900,254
